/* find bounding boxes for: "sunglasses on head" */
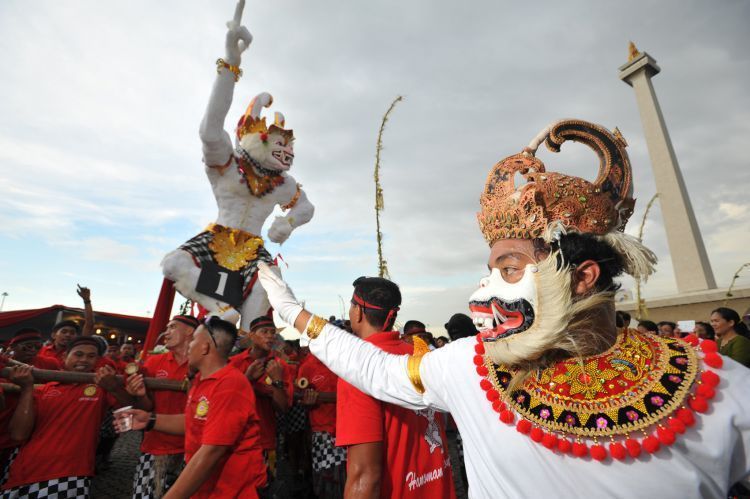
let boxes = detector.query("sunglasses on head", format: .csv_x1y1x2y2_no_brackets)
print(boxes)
203,317,219,348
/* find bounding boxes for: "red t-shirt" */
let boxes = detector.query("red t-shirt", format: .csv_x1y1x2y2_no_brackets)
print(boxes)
297,355,338,434
141,352,189,455
3,382,114,489
336,332,456,499
37,344,66,364
32,355,62,370
185,364,265,498
228,350,294,450
0,379,20,450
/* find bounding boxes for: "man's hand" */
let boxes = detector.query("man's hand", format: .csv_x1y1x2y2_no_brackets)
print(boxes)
95,365,120,392
9,366,34,390
114,408,151,433
245,359,265,382
225,0,253,66
266,359,283,382
301,389,319,406
257,263,303,326
76,284,91,302
125,374,147,397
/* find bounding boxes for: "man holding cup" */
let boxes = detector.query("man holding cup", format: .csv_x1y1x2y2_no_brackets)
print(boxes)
114,317,265,498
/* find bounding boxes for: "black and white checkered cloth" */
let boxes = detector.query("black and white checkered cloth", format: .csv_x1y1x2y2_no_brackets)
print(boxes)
456,431,464,460
0,476,90,499
311,431,346,472
0,447,19,488
277,404,308,434
132,452,184,499
180,230,274,297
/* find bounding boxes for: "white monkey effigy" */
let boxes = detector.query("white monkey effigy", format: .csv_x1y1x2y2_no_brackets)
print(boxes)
162,1,314,330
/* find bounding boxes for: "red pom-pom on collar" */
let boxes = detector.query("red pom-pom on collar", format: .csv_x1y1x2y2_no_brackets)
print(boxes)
703,352,723,369
516,419,532,434
683,334,700,346
656,427,676,446
572,441,589,458
667,417,686,434
590,444,607,461
499,409,515,424
701,370,720,387
557,438,572,454
676,408,696,427
642,435,660,454
259,132,269,142
625,438,641,458
700,339,718,353
542,433,558,450
609,442,627,461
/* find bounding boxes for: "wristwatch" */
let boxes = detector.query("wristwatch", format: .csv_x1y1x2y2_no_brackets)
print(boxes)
271,379,286,390
145,412,157,431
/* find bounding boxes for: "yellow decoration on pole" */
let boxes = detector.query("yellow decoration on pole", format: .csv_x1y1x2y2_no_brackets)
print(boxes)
374,96,404,279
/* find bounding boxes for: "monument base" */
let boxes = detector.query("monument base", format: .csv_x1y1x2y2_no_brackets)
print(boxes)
617,286,750,324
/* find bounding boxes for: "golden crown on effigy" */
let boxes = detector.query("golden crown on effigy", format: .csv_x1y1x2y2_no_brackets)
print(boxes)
235,93,294,140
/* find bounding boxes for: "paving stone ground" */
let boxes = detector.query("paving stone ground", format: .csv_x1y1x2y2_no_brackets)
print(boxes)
90,430,469,498
91,431,141,498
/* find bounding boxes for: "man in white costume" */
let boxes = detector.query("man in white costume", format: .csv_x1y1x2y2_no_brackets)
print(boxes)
258,119,750,498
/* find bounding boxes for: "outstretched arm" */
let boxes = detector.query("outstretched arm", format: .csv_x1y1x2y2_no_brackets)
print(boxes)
257,263,451,412
199,0,253,167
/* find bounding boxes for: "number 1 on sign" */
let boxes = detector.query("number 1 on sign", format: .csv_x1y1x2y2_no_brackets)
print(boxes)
215,271,229,296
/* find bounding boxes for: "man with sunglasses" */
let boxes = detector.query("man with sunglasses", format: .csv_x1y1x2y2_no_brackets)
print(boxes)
115,317,266,498
228,316,293,475
124,315,198,498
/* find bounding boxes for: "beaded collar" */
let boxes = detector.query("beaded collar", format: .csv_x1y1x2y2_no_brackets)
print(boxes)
474,330,723,461
235,150,285,198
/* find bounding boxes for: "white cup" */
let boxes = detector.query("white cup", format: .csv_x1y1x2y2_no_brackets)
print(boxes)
113,406,134,432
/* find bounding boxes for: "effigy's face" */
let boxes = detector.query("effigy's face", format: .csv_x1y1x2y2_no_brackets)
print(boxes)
239,130,295,172
469,238,574,365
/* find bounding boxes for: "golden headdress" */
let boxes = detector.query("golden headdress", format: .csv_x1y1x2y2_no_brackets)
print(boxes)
478,119,655,280
236,92,294,141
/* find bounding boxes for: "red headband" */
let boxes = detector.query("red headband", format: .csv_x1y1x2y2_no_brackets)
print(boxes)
352,293,400,330
9,331,43,346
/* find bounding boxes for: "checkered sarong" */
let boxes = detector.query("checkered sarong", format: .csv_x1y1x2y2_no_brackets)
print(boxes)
132,453,184,499
456,431,464,460
0,447,19,488
311,431,346,472
180,229,273,297
0,476,90,499
277,404,308,434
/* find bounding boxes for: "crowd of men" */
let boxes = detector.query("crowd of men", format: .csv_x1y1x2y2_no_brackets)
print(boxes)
1,285,748,498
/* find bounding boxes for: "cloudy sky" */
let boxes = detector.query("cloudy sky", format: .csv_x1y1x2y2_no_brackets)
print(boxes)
1,0,748,333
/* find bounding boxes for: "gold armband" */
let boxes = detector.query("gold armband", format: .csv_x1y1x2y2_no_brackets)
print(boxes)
306,315,327,340
406,336,430,394
216,58,243,82
281,184,302,211
407,355,426,394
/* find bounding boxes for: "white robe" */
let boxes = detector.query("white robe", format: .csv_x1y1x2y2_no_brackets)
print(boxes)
309,324,750,498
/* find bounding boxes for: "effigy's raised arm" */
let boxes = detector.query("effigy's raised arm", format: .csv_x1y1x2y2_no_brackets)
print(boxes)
199,0,253,167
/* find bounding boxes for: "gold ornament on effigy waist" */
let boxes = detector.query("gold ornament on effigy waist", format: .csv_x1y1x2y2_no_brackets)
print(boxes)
207,224,264,271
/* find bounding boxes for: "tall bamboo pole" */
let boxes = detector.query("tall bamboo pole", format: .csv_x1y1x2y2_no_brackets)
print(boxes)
374,96,404,279
724,262,750,306
635,193,658,319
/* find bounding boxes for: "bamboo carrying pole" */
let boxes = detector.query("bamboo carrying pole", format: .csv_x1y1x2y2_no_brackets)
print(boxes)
0,367,187,392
